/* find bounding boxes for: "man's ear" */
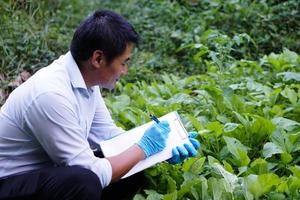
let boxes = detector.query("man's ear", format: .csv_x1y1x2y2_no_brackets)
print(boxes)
91,50,104,69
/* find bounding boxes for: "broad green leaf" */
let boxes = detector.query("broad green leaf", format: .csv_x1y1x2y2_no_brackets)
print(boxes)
270,105,284,117
287,177,300,197
280,87,298,105
222,160,234,173
187,114,203,131
271,128,294,153
145,190,163,200
223,136,250,166
223,123,240,132
212,163,238,194
281,152,293,164
289,165,300,178
208,177,225,200
189,158,206,175
288,132,300,144
209,51,222,68
182,158,196,172
178,177,201,199
111,94,131,112
244,174,281,199
272,117,300,131
216,115,230,124
133,194,146,200
277,72,300,82
246,79,271,95
282,49,299,64
268,88,281,106
182,171,198,182
233,111,250,131
166,93,195,105
233,35,241,45
182,157,206,174
165,176,177,193
163,191,177,200
276,180,289,194
237,149,251,167
123,83,138,96
231,96,246,114
200,176,210,200
190,187,200,200
119,110,138,126
229,82,245,90
238,166,248,176
207,121,224,137
250,115,276,138
250,158,269,174
208,156,220,165
262,142,284,158
267,192,286,200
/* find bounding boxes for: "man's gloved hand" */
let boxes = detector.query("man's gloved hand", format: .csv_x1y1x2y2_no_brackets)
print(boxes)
137,120,170,158
169,131,200,164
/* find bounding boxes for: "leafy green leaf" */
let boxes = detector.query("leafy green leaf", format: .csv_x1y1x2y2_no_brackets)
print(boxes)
223,123,240,132
208,156,221,165
280,87,298,105
187,114,203,131
163,191,177,200
224,136,250,166
289,166,300,178
244,174,281,199
133,194,146,200
145,190,163,200
178,176,201,199
281,152,293,164
272,117,300,131
207,121,224,137
212,163,239,194
111,94,131,112
208,177,225,200
182,157,206,175
233,111,250,131
222,160,234,173
262,142,284,159
250,158,269,174
277,72,300,82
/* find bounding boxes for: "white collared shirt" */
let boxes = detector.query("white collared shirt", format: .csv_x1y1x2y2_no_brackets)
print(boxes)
0,52,124,187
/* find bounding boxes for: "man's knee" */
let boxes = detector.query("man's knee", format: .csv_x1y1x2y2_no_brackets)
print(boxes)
39,166,102,200
64,166,102,198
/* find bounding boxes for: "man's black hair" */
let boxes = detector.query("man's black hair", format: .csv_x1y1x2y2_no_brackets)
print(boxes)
70,10,139,64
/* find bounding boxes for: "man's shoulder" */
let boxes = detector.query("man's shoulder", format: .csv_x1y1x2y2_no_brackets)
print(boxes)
4,58,73,108
36,64,70,88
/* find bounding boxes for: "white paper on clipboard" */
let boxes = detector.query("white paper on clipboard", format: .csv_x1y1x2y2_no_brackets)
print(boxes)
99,111,190,178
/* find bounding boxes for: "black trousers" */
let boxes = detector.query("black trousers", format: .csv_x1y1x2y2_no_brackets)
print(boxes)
0,163,144,200
0,166,102,200
102,172,144,200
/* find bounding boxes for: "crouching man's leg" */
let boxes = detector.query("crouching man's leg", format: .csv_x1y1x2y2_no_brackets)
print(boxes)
0,166,102,200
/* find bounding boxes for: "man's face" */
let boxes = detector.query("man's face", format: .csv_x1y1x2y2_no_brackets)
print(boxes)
97,43,132,90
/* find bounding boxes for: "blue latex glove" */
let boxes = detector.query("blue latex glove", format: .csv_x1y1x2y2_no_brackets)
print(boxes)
137,120,170,158
169,131,200,164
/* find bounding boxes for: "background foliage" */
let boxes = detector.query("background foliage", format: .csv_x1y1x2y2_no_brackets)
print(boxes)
1,0,300,199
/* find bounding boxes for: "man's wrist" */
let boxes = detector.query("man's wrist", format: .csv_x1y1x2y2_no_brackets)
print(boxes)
134,143,147,159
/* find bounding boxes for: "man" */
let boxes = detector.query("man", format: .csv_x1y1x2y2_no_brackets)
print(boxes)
0,10,199,199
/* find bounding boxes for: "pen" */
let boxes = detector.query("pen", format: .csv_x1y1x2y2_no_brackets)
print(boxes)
149,114,160,124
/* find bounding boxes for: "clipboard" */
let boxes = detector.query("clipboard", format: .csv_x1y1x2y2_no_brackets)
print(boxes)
99,111,190,178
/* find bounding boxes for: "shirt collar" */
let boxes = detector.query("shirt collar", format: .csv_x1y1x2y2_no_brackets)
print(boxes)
64,51,88,91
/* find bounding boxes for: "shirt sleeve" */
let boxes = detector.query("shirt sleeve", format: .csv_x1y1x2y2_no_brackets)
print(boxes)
23,92,112,187
88,89,125,150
